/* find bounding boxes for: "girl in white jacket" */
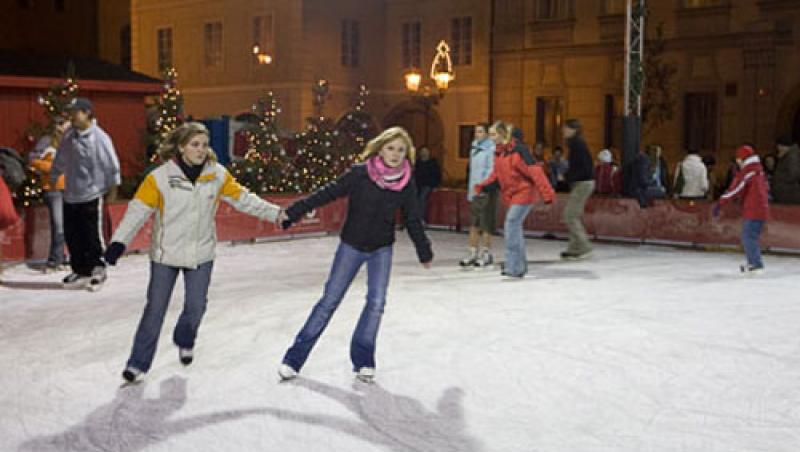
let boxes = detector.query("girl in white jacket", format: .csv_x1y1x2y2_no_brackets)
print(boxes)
105,122,282,382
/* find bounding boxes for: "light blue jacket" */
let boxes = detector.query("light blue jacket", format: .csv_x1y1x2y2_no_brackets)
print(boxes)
51,123,121,203
468,138,495,201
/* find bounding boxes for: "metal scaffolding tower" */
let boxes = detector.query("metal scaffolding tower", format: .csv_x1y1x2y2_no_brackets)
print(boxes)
622,0,645,195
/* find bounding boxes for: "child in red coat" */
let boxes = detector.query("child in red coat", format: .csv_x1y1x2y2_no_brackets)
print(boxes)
713,145,770,274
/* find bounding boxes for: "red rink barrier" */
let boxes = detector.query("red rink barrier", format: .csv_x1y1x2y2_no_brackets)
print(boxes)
426,190,800,251
1,196,347,262
4,190,800,262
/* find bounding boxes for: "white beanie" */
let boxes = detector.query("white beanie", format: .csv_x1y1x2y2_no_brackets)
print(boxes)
597,149,613,163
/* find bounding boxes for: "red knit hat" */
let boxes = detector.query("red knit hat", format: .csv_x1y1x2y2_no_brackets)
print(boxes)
736,145,754,160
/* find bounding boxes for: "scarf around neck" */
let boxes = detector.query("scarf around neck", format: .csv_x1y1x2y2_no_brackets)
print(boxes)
366,155,411,191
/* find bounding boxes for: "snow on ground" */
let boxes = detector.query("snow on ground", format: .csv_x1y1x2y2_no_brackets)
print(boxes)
1,231,799,452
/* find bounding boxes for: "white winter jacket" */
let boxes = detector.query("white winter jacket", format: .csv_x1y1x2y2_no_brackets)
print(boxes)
111,158,280,268
674,154,708,198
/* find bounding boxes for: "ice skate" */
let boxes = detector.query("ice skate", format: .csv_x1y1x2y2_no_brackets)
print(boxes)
355,367,375,383
179,348,193,365
740,264,765,275
87,266,107,292
473,250,494,270
459,248,477,268
62,272,90,289
278,364,298,381
122,366,144,383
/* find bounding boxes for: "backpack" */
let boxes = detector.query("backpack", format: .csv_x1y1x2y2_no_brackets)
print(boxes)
0,147,26,191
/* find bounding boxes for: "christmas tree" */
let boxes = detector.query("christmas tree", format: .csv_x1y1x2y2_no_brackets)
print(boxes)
285,116,340,193
229,92,289,194
19,74,80,207
335,83,377,162
149,67,184,159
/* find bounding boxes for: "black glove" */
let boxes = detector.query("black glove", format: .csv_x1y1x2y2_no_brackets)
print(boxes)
281,219,293,230
104,242,126,266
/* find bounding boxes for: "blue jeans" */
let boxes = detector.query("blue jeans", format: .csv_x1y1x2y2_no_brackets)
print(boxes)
742,219,764,269
44,191,65,265
283,242,393,372
126,261,214,372
417,186,433,221
504,204,532,277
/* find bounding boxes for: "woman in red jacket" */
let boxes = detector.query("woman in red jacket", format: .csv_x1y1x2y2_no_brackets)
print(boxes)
714,144,770,274
476,121,555,280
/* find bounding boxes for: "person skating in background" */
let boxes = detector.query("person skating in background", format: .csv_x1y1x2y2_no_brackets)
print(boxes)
413,146,441,223
51,98,120,291
104,122,282,383
561,119,595,260
461,123,497,268
713,144,769,275
29,119,70,272
475,121,554,280
278,126,433,383
762,154,777,201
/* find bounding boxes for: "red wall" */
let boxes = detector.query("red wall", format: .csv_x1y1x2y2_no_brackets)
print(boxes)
0,76,161,178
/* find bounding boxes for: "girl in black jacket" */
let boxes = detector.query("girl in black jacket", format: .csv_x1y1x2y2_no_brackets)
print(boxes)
278,126,433,382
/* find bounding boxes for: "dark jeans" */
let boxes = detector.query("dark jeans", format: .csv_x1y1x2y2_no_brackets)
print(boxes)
126,261,214,372
63,197,105,276
417,185,433,221
742,219,764,269
283,242,393,372
44,191,65,265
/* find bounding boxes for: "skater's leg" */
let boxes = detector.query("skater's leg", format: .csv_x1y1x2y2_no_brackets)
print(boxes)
350,245,392,371
173,260,214,350
126,262,180,372
283,243,366,371
504,204,531,277
45,191,65,266
468,226,479,249
563,181,594,255
63,201,87,275
742,219,764,268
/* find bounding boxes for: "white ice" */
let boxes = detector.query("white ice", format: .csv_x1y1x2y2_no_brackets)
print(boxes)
1,231,799,452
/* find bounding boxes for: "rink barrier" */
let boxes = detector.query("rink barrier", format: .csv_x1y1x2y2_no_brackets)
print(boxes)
425,189,800,253
3,189,800,262
1,195,347,262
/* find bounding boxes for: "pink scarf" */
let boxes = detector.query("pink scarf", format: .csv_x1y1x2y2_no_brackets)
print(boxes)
366,156,411,191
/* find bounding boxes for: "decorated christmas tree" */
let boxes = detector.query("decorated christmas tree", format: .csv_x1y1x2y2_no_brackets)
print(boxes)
229,92,289,194
19,74,80,207
149,67,184,159
335,83,378,162
285,116,340,193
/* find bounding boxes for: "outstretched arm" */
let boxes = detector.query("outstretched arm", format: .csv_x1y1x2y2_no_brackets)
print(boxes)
220,169,281,223
284,167,357,223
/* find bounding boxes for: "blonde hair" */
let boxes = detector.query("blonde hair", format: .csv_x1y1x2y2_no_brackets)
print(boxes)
158,122,217,162
490,120,512,143
360,126,416,163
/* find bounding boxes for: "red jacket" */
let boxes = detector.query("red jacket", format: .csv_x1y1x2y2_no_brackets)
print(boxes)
719,155,769,220
594,163,621,195
475,140,555,205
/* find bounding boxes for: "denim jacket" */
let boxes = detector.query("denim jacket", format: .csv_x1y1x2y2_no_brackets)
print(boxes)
468,138,495,201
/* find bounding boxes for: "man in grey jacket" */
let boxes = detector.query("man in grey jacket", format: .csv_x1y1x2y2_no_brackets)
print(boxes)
51,98,121,290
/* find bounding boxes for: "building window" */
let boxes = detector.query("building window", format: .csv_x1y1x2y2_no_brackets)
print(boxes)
682,0,725,7
451,17,472,66
602,0,625,15
684,92,718,152
204,22,223,68
536,97,566,148
157,27,173,72
54,0,65,12
252,15,274,56
402,21,421,69
341,20,360,68
458,125,475,159
535,0,573,21
120,25,131,69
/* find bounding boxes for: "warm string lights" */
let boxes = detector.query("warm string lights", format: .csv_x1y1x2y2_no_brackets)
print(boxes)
154,67,183,148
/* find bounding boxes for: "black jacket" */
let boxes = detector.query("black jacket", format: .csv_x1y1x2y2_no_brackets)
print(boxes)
285,164,433,263
565,135,594,184
414,158,442,189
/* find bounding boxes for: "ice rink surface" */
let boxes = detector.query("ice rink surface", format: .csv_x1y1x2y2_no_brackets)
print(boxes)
1,231,798,452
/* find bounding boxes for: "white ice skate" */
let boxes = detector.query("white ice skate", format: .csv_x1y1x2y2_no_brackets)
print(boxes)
179,348,193,365
459,249,477,268
62,272,90,289
473,251,494,270
87,266,107,292
122,366,144,383
740,264,765,276
355,367,375,383
278,364,298,381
